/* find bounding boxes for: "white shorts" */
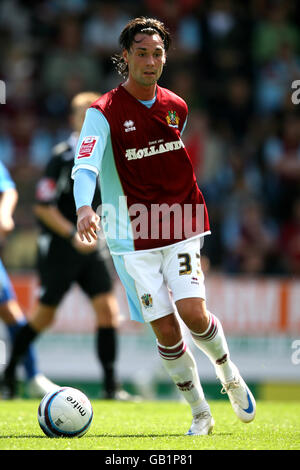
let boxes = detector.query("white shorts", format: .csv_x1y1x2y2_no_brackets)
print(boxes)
112,237,206,323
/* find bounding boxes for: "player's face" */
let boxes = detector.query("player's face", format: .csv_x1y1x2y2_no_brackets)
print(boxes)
123,33,166,87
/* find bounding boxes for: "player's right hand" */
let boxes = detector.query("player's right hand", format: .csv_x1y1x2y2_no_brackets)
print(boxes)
76,205,100,242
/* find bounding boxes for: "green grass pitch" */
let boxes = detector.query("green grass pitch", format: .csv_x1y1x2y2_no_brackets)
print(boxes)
0,400,299,450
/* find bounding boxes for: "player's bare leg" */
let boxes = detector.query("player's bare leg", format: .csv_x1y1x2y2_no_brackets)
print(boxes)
92,292,119,329
150,312,181,346
176,297,256,423
150,313,214,435
30,304,56,331
0,299,24,325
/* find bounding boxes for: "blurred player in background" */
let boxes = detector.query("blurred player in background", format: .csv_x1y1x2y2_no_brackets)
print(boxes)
0,161,56,398
73,17,256,435
2,92,131,400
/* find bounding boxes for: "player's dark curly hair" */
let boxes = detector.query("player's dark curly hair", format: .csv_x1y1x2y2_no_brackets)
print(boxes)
111,17,171,79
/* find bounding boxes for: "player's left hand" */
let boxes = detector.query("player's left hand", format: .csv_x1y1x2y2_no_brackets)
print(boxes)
77,205,100,243
71,232,97,254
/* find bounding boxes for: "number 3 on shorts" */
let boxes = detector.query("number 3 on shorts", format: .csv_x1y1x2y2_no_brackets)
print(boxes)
177,253,192,275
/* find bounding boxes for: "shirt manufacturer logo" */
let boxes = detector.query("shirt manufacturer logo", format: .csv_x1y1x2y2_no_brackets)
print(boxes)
123,120,136,132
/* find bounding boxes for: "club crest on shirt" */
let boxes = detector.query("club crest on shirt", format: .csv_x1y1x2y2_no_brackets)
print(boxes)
141,293,153,309
166,110,179,128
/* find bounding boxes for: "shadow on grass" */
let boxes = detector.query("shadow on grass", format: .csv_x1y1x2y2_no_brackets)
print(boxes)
0,435,47,439
0,432,233,439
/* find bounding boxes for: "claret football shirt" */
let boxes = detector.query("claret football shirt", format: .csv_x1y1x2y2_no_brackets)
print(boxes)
72,84,210,254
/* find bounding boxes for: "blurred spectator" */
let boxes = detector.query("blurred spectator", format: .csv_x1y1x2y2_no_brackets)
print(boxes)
83,3,130,58
176,12,202,56
47,0,89,15
7,111,37,173
263,112,300,221
214,143,266,270
144,0,203,73
0,0,31,43
144,0,200,35
218,145,263,213
255,41,300,114
29,127,54,169
184,110,226,190
2,44,36,103
170,71,204,111
221,200,279,274
82,2,130,89
201,0,253,79
217,75,254,143
280,197,300,275
252,0,300,65
206,0,236,39
42,16,101,103
200,0,253,128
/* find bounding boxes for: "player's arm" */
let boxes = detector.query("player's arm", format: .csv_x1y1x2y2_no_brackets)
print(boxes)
72,107,109,242
0,187,18,236
0,162,18,237
34,157,77,240
74,169,100,242
34,203,76,240
34,158,97,252
34,202,97,252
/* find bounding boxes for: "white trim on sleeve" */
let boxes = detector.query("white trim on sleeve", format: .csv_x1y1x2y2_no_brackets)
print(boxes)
71,164,99,179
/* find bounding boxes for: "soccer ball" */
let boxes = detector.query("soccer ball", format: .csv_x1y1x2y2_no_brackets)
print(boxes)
37,387,93,438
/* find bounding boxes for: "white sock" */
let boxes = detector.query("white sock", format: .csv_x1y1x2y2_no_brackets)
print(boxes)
190,312,235,384
157,338,210,417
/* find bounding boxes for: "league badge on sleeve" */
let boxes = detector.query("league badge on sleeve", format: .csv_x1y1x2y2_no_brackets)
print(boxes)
77,136,99,159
